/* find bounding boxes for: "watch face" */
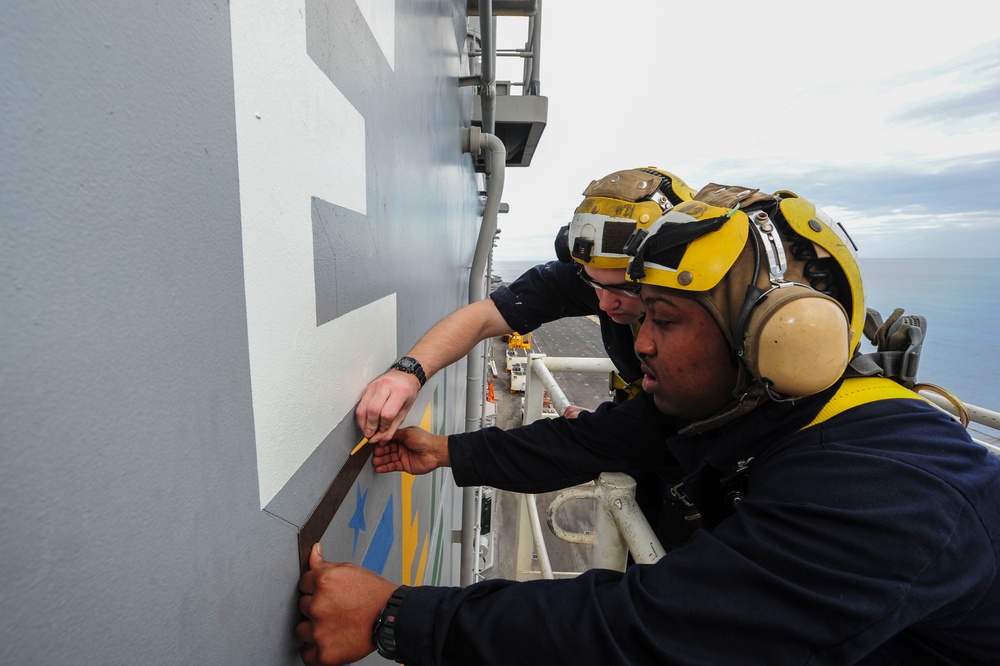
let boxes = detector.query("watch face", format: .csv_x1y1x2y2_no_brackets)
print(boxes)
392,357,425,386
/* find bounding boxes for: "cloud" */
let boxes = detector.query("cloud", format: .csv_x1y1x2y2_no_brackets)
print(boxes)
890,43,1000,124
497,151,1000,260
687,154,1000,258
491,8,1000,261
801,155,1000,259
797,151,1000,216
848,217,1000,259
893,84,1000,124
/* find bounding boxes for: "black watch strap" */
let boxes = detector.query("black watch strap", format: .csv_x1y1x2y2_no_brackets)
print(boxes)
372,585,411,661
390,356,426,387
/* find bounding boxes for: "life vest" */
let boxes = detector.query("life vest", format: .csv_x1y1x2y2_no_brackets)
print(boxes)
609,320,644,400
714,376,929,511
802,376,926,429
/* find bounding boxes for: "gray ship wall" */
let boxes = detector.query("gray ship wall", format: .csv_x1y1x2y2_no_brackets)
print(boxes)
1,1,478,663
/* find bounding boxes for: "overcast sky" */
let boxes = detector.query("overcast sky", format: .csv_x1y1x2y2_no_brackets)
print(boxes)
492,0,1000,261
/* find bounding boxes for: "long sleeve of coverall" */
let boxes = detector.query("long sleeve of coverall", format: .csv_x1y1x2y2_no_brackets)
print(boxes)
449,392,681,494
395,398,1000,665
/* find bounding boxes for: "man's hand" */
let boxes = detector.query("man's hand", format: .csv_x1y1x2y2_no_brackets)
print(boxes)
355,370,422,443
372,426,450,475
296,544,398,666
562,404,592,419
354,300,512,443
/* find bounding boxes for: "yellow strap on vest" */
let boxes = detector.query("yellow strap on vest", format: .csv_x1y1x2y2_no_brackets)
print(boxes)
802,377,927,430
605,321,644,400
610,372,643,399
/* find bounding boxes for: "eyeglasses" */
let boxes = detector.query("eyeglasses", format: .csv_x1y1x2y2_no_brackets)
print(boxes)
577,267,642,299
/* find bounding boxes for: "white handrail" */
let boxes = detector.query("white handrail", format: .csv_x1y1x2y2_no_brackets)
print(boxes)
524,493,554,578
518,353,663,574
547,473,665,568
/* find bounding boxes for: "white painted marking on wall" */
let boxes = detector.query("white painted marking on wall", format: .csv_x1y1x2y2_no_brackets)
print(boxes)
356,0,395,70
230,1,397,508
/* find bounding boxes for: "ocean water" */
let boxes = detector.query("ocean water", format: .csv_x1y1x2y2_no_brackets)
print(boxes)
492,257,999,411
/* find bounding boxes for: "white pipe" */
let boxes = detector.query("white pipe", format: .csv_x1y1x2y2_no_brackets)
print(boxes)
462,127,506,433
547,473,666,570
529,356,571,416
537,356,616,373
478,0,496,135
919,391,1000,431
524,355,615,418
979,440,1000,457
524,493,554,579
608,492,667,565
460,125,506,586
468,0,539,15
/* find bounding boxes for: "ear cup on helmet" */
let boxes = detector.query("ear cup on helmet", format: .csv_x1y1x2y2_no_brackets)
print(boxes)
554,225,572,263
743,286,852,396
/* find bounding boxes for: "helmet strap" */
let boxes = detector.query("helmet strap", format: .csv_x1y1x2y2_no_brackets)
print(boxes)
625,214,729,281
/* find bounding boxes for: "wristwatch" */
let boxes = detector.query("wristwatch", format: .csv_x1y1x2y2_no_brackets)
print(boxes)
372,585,411,661
390,356,426,387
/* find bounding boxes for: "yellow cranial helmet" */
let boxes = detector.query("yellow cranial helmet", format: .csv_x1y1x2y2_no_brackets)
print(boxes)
557,167,697,269
626,184,864,399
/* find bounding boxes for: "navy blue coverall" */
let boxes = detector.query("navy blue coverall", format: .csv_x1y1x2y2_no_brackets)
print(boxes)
394,380,1000,664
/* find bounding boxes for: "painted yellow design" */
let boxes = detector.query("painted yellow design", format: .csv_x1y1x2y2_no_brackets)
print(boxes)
401,404,432,586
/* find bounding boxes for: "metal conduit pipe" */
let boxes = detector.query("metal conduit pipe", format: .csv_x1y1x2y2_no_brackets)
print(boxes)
524,494,554,579
478,0,496,135
460,125,506,586
467,0,539,17
461,126,506,433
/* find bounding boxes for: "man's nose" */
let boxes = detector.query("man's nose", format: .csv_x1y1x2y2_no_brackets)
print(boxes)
633,319,653,356
596,289,619,311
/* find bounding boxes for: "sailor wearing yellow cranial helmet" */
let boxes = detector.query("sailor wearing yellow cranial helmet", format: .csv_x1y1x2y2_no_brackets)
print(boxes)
556,167,698,268
553,167,698,400
624,183,865,427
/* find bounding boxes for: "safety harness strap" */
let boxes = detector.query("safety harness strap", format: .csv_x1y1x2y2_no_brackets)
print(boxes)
802,376,927,430
609,371,642,399
609,321,645,400
676,377,928,522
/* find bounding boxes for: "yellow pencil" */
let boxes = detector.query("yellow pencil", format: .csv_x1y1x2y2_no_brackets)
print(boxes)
350,436,369,456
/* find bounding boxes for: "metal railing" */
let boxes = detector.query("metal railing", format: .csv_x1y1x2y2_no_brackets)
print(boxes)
512,353,661,580
466,0,542,97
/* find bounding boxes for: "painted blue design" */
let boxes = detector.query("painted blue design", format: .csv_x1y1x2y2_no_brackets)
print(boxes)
361,495,394,575
348,483,368,556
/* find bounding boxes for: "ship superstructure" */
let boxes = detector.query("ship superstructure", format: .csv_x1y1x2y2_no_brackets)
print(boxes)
1,1,546,663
